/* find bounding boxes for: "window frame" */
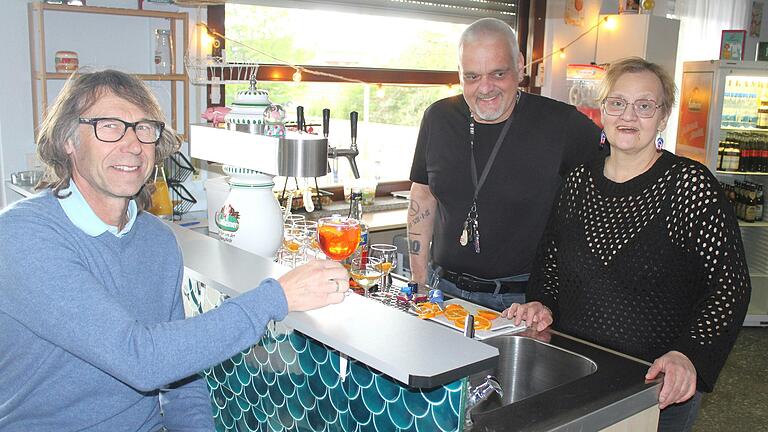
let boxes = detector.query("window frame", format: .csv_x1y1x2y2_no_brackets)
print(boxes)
203,2,542,197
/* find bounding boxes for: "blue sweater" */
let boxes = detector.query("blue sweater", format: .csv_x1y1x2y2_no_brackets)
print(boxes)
0,191,288,431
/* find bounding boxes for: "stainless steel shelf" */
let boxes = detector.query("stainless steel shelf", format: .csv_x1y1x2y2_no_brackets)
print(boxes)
716,170,768,176
721,126,768,132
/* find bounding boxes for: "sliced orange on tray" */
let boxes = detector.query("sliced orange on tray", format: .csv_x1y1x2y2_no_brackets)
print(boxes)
415,302,443,319
477,309,501,320
451,315,492,331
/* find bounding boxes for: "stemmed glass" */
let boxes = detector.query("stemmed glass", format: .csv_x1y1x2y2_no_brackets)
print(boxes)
349,256,382,298
285,214,306,226
316,216,361,262
369,244,398,291
295,220,319,260
282,227,306,268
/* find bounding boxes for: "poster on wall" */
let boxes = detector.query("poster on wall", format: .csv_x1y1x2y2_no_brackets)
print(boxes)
751,1,764,37
721,30,747,60
676,71,713,165
565,0,584,26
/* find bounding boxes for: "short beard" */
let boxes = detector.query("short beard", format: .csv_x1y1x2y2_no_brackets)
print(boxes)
474,102,508,122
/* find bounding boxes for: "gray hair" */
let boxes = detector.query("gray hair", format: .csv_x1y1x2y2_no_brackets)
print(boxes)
459,18,520,68
596,57,678,117
36,69,180,210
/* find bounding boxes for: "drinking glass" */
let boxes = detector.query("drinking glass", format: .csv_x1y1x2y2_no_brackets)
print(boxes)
316,216,360,261
369,244,398,290
349,256,382,298
285,214,306,226
295,220,319,259
282,227,305,267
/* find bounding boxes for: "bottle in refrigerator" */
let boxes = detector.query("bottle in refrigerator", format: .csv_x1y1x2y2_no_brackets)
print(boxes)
756,185,764,221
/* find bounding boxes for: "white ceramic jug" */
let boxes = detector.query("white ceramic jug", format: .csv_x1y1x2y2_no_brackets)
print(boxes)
216,165,283,259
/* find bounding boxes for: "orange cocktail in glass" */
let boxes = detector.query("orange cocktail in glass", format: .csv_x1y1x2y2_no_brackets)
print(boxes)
317,216,361,261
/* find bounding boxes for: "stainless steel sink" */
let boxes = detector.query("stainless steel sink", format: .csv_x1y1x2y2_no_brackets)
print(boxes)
468,335,597,414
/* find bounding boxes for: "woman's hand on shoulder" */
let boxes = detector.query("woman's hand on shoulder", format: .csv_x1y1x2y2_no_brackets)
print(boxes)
501,301,553,332
645,350,697,409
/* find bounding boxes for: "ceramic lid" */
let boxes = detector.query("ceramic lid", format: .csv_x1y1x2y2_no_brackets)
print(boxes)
226,75,271,124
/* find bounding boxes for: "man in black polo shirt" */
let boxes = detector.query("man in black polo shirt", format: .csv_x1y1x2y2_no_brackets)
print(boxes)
408,17,603,311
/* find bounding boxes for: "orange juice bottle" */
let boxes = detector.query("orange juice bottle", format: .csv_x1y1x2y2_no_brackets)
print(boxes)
148,165,173,219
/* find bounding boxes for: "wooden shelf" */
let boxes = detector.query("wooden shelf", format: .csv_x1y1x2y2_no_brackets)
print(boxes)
38,72,188,81
33,2,184,19
28,3,189,137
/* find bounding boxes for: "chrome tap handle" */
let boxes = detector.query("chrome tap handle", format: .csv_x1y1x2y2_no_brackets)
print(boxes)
297,106,306,132
350,111,358,148
322,108,330,139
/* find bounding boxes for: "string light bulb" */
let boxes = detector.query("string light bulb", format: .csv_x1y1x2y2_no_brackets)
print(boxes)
559,48,566,59
292,69,302,82
376,84,385,98
604,16,617,31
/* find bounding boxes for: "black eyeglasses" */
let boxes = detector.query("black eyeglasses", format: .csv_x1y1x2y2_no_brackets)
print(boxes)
602,97,663,119
78,117,164,144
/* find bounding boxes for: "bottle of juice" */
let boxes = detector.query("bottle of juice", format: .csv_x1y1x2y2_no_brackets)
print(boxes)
148,165,173,219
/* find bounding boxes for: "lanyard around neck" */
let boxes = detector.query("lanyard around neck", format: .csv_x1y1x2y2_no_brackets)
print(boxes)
469,91,519,200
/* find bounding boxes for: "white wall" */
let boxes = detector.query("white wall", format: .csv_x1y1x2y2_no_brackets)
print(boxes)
0,0,207,208
745,1,768,60
540,0,674,103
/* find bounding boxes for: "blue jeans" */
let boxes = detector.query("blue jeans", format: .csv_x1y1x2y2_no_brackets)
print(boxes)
429,266,526,312
658,391,702,432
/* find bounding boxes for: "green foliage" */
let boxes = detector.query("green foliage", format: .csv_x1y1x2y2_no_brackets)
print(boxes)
224,4,464,126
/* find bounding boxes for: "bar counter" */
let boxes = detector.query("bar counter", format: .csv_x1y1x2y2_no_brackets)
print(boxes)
172,224,662,432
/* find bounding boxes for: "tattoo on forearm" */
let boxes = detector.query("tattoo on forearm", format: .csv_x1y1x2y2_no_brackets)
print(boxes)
409,199,420,216
410,208,431,227
409,239,422,255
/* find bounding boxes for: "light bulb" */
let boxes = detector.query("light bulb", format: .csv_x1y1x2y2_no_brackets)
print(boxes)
559,49,566,59
292,70,302,82
201,31,214,53
604,16,617,31
376,85,385,98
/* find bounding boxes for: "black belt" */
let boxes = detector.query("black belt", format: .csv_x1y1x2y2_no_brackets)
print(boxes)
438,269,527,294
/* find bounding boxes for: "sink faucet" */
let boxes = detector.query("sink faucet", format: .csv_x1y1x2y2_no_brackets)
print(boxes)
465,375,504,429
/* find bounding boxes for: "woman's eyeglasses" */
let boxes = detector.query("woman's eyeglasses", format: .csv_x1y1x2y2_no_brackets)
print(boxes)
602,97,663,119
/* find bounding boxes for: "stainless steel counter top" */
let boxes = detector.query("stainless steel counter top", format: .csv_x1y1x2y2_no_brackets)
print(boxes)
170,222,497,388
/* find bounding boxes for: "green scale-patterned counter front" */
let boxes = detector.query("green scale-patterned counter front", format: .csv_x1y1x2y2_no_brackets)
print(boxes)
184,278,467,432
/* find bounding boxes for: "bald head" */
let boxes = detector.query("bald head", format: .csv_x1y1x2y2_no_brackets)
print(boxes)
459,18,520,68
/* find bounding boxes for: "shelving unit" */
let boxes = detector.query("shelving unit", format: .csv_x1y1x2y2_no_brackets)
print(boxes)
27,2,189,138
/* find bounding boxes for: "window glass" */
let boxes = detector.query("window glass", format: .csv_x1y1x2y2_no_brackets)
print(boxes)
225,4,466,186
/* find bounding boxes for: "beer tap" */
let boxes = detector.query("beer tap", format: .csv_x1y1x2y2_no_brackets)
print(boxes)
328,111,360,179
323,108,338,181
296,106,306,132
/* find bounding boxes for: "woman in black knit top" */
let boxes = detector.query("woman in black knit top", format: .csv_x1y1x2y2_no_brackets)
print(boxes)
504,58,751,432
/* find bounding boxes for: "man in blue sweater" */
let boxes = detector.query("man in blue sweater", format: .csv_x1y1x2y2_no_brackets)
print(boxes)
0,70,349,431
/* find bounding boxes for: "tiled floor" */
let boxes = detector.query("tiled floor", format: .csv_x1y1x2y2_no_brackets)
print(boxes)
694,327,768,431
